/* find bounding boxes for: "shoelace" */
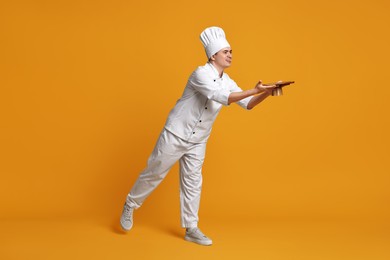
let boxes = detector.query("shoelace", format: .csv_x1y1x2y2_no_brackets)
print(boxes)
189,228,207,238
123,205,133,221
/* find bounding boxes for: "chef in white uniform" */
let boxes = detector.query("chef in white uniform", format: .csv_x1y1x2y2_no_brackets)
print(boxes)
120,26,278,246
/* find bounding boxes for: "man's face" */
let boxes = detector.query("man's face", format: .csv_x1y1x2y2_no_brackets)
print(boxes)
211,47,233,68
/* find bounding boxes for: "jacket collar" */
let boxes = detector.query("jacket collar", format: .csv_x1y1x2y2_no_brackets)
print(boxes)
206,62,225,79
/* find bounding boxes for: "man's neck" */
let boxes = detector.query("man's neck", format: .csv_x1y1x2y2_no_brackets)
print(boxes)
209,61,224,78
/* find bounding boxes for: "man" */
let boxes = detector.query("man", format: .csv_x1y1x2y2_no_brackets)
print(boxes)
120,26,278,246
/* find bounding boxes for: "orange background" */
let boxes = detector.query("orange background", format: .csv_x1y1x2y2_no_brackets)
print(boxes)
1,0,390,259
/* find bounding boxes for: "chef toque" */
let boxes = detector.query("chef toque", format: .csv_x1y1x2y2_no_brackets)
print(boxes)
200,26,230,59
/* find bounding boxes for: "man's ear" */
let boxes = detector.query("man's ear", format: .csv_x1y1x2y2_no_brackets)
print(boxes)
210,54,216,61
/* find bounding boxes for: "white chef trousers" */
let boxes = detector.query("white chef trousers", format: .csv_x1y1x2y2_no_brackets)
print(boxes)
126,128,207,228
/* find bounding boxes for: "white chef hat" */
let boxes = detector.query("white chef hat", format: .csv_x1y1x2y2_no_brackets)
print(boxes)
200,26,230,59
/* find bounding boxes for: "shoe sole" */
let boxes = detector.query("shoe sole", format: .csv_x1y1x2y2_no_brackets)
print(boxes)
184,235,212,246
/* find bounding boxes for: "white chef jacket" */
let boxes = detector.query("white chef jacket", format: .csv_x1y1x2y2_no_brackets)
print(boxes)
164,62,252,143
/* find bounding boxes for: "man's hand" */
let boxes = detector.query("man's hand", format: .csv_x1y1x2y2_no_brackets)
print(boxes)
227,80,283,108
255,80,281,95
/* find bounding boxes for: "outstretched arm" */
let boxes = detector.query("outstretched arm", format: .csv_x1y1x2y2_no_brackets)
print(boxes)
228,81,277,109
246,91,271,110
227,88,259,105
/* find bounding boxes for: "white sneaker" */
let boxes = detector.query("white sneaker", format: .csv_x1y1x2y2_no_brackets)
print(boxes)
120,203,134,231
184,227,213,246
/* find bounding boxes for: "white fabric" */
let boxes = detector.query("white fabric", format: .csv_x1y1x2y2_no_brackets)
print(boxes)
126,62,251,228
200,27,231,58
164,62,252,143
126,128,206,228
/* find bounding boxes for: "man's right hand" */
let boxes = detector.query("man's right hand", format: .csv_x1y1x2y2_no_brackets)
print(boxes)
255,80,279,95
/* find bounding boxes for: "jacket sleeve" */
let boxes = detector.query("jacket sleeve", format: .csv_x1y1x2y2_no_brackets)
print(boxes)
189,68,231,106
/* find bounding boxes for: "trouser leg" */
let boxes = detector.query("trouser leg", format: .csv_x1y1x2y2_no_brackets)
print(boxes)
126,129,183,208
179,143,206,228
